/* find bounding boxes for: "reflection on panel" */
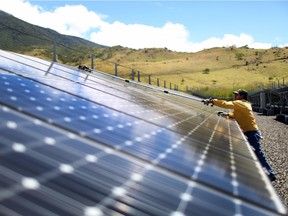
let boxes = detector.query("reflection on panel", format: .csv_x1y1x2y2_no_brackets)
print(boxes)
0,49,286,216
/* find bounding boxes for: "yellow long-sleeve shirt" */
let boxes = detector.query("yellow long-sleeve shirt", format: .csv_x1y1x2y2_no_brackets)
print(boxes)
212,99,259,132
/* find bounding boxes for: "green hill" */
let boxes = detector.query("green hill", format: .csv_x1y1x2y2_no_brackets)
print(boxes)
0,10,107,64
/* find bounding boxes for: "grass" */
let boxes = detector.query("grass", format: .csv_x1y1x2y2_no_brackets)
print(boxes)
97,47,288,98
22,46,288,98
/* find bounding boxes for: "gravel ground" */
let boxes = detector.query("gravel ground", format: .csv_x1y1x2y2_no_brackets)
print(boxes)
254,113,288,210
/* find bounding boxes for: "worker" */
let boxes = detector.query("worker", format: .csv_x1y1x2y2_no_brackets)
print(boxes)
202,89,276,181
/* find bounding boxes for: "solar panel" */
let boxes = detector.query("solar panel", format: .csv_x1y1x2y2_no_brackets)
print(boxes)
0,49,286,216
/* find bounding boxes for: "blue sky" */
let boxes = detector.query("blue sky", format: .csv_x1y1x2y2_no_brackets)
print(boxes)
2,0,288,52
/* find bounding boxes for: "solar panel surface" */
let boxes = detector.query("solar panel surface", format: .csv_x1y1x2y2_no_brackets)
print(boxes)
0,49,286,216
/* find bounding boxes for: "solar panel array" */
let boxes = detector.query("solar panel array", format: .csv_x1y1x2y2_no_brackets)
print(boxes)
0,49,286,216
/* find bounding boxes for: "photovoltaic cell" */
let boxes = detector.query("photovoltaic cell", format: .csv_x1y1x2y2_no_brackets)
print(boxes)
0,49,286,216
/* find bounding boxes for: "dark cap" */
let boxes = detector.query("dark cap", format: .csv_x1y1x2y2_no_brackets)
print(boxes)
233,89,248,97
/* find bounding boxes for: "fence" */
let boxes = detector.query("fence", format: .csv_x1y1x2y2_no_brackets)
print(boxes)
249,86,288,115
0,19,182,92
47,42,182,91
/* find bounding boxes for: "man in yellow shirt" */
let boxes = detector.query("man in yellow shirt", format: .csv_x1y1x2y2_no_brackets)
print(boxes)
203,89,276,181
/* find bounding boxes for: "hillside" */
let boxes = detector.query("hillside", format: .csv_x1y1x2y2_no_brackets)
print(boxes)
90,46,288,98
0,10,107,64
1,10,287,98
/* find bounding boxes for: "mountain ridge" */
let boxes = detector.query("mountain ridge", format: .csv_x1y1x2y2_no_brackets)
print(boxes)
0,10,106,49
0,10,107,64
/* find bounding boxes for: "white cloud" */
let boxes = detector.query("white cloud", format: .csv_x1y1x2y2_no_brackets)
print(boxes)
89,23,272,52
1,0,273,52
89,21,190,50
1,0,104,38
40,5,105,37
1,0,43,23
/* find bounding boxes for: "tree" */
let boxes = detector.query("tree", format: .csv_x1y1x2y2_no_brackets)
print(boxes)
235,52,245,60
202,68,210,74
181,77,185,84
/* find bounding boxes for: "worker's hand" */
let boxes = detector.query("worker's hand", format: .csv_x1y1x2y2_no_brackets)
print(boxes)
202,98,213,106
217,111,229,118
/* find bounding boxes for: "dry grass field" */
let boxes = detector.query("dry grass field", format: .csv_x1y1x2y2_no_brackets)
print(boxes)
83,46,288,98
24,46,288,98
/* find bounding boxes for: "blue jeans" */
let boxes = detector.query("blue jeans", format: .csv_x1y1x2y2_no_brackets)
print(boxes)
244,130,275,177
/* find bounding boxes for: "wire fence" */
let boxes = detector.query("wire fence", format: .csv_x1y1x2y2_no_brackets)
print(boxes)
0,20,181,91
249,86,288,115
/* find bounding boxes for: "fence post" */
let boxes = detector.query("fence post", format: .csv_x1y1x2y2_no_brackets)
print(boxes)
260,92,266,112
131,69,135,81
149,75,151,85
91,52,94,69
164,80,166,88
114,63,118,76
157,78,160,87
137,71,141,82
53,41,57,62
278,79,280,87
